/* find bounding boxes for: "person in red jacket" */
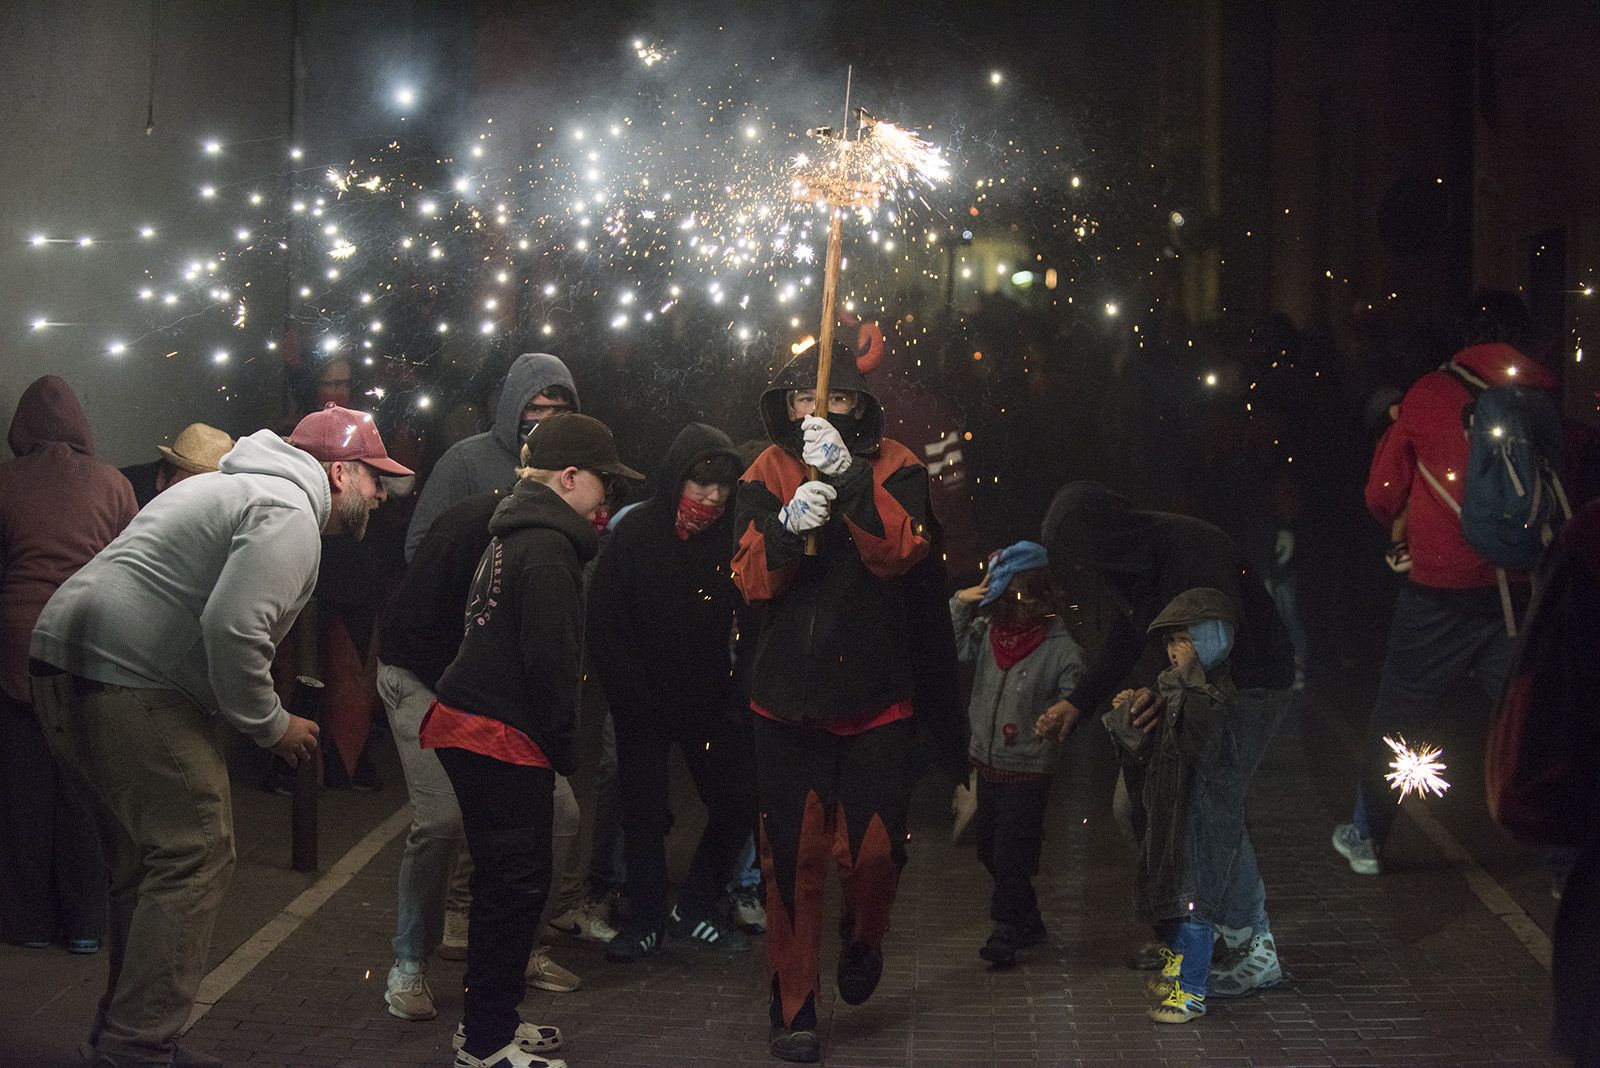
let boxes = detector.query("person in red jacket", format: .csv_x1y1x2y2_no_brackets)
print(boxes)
732,346,933,1064
1332,303,1557,876
0,376,136,952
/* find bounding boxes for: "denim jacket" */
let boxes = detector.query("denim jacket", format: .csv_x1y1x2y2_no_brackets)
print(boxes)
950,597,1085,775
1124,662,1288,924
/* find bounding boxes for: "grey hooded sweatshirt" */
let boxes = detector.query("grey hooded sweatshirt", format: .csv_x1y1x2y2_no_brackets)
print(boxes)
31,430,331,747
404,352,579,562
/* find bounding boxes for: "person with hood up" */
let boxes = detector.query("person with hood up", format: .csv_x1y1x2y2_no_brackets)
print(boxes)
1114,588,1284,1024
1332,306,1558,878
0,376,136,952
731,344,935,1064
405,352,578,563
421,413,641,1068
588,422,755,961
1038,482,1294,999
30,404,406,1068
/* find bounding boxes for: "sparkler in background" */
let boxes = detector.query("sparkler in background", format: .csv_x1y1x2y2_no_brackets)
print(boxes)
1383,735,1450,802
21,33,1150,411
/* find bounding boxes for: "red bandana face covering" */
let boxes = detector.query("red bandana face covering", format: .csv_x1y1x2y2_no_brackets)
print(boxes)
591,508,611,535
989,619,1048,671
675,493,725,540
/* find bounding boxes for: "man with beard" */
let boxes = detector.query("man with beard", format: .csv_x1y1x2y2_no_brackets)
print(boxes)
29,404,408,1068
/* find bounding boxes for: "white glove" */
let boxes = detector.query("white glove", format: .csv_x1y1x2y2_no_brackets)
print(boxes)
779,480,836,535
800,416,852,477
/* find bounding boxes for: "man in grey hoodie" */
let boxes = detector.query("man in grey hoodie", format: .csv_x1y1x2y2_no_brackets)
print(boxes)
405,352,578,563
30,405,409,1068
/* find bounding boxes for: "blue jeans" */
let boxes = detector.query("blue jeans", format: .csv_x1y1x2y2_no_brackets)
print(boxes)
728,834,760,892
1156,918,1213,996
1215,831,1268,941
1351,583,1516,844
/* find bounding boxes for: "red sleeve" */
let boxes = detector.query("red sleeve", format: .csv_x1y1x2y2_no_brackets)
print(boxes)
1364,419,1414,527
731,448,804,604
840,446,931,580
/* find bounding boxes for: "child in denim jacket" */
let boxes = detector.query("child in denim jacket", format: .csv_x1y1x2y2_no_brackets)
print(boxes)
951,541,1085,966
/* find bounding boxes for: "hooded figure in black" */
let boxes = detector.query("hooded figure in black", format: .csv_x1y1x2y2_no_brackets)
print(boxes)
1040,481,1294,995
732,345,957,1062
587,422,756,960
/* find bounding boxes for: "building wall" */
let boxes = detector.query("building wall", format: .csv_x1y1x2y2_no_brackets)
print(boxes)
0,0,297,464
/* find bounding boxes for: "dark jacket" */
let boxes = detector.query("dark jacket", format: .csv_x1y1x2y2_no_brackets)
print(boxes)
405,352,578,562
0,376,136,702
379,491,498,690
1041,482,1294,713
588,423,743,731
1122,587,1288,924
731,350,934,725
433,479,598,775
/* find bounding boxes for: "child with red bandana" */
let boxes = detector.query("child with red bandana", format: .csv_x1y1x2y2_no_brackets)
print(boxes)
951,541,1085,967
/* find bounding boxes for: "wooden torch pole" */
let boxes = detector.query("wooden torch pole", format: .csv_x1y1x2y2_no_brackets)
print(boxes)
805,206,847,555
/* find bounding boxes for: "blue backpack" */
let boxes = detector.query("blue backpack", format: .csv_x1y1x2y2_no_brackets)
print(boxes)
1443,362,1570,570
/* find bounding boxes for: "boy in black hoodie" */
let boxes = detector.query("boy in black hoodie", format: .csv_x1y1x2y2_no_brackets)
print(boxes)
732,346,935,1063
423,414,641,1068
588,422,755,961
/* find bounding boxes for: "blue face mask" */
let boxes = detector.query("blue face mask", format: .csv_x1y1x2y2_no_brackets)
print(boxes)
1189,619,1235,670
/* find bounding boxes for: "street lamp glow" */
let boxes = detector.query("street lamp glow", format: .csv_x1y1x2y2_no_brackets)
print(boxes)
395,86,416,108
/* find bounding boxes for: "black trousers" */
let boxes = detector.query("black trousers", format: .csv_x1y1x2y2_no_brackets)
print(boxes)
974,774,1053,927
437,747,554,1059
755,715,913,1030
0,692,103,943
615,709,756,927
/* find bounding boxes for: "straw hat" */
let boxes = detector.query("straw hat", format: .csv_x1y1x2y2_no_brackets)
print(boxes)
157,422,235,474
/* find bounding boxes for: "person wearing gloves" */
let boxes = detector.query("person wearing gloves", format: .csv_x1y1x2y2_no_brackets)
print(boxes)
1108,588,1285,1025
950,540,1085,967
588,422,755,962
30,404,406,1068
421,413,642,1068
732,344,935,1064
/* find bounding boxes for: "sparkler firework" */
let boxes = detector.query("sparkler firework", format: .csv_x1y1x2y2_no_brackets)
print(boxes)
1383,735,1451,802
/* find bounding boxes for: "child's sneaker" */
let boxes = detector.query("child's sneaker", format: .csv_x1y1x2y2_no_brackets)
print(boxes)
1148,981,1207,1024
977,917,1047,967
1145,945,1181,999
1208,933,1283,998
453,1021,562,1055
728,886,768,933
452,1040,566,1068
1332,823,1382,875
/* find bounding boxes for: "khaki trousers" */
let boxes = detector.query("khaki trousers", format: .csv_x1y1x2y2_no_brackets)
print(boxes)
32,672,234,1066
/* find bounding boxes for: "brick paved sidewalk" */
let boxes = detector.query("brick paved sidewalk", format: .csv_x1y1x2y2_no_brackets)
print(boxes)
8,687,1561,1067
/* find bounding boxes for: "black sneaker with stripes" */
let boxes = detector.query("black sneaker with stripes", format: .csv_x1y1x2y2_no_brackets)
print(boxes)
668,907,751,953
604,922,664,963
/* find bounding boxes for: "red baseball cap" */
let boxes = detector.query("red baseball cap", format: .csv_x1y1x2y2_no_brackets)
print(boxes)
289,403,414,476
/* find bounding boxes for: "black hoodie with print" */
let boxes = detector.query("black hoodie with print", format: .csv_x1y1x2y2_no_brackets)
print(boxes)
588,423,744,732
433,478,599,776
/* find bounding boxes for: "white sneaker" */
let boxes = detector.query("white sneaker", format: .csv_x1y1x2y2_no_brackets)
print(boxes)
453,1020,563,1054
384,959,437,1021
452,1039,566,1068
525,945,582,992
729,886,767,934
439,906,469,960
546,898,618,943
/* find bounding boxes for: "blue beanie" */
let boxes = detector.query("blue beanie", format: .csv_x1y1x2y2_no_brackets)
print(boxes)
981,540,1051,606
1189,618,1235,669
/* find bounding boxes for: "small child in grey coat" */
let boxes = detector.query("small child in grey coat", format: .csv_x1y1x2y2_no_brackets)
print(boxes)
951,540,1085,966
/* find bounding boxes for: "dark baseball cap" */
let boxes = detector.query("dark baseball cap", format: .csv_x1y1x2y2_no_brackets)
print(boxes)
289,403,414,476
522,412,644,481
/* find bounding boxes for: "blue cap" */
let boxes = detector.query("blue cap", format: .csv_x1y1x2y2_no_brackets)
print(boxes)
981,540,1051,605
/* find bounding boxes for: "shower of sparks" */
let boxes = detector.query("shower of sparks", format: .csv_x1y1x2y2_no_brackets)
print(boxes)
1383,736,1450,801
